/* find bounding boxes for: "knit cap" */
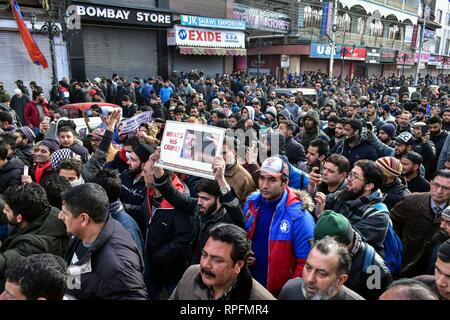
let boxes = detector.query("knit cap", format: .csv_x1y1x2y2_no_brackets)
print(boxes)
16,126,36,143
376,156,403,178
51,148,76,169
314,210,354,246
379,123,396,138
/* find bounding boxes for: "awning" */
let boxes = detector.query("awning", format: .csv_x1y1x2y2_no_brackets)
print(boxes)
178,46,246,56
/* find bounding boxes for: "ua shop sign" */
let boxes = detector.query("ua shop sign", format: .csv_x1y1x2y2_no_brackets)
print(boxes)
167,25,245,48
310,43,366,60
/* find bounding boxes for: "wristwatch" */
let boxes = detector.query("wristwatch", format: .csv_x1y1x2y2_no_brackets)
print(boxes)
220,185,230,195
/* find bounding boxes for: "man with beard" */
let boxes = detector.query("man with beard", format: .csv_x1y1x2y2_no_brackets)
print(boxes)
329,117,346,151
428,116,448,163
364,101,384,131
21,139,60,185
316,159,389,254
375,157,411,211
244,156,315,295
279,237,364,300
412,123,436,180
221,136,256,205
0,183,67,279
413,107,427,124
395,131,414,158
24,92,50,135
380,104,396,124
392,169,450,277
151,148,244,266
442,108,450,132
300,110,329,151
119,143,155,232
397,111,412,135
277,120,306,167
378,123,396,148
170,223,275,300
401,152,430,193
331,119,379,169
424,207,450,274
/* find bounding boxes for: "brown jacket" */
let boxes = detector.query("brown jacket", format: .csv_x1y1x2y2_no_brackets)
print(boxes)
391,192,442,276
169,265,276,300
225,162,256,205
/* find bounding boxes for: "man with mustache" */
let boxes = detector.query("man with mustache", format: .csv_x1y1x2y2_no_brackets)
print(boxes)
170,223,275,300
279,237,364,300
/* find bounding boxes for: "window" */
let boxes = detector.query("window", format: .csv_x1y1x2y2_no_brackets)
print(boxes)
357,17,365,35
436,9,443,24
445,38,450,55
388,24,400,40
447,13,450,27
303,6,322,29
368,19,384,37
337,13,351,33
435,36,441,55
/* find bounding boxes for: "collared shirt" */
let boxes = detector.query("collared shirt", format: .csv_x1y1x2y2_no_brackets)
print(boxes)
207,279,238,300
430,199,448,218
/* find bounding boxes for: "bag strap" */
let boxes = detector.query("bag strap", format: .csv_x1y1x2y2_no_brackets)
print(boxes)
363,245,376,273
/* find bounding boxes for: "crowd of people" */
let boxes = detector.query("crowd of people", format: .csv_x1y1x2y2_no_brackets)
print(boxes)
0,70,449,301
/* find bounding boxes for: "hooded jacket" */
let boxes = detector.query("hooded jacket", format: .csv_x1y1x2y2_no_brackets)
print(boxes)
332,135,380,169
300,110,330,150
244,187,315,295
380,177,411,211
243,105,255,121
12,144,33,168
0,158,24,194
0,207,68,279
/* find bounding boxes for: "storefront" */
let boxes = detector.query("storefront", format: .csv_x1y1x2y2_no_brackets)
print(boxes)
67,1,172,81
365,47,382,77
167,24,246,78
428,55,450,76
308,43,366,78
396,51,415,77
379,49,398,77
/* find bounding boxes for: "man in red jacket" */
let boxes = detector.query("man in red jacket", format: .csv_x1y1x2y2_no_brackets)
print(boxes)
24,92,49,135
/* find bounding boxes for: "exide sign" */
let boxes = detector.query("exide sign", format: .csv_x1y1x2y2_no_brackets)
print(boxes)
168,25,245,48
187,30,222,42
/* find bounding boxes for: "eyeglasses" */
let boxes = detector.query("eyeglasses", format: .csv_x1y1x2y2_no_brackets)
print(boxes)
347,171,365,182
430,180,450,192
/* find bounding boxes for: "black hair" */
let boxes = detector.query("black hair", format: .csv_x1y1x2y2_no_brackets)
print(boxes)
326,154,350,174
0,111,13,124
3,183,51,223
4,254,68,300
328,116,340,123
384,278,439,300
427,116,442,125
208,223,250,264
211,109,226,119
57,126,76,136
345,118,363,134
41,175,72,209
281,120,296,133
229,112,242,121
57,158,82,177
309,139,329,157
124,135,141,147
196,178,220,198
61,183,109,223
437,239,450,263
215,119,231,129
0,132,16,149
433,169,450,180
354,159,384,191
91,169,122,203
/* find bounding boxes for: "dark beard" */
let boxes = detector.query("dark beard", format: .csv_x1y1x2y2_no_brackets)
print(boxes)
340,186,365,201
128,167,142,178
205,201,218,216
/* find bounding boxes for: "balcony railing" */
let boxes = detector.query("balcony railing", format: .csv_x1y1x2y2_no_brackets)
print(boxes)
298,27,412,50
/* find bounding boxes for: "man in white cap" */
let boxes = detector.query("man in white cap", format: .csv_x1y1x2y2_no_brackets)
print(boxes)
10,88,29,126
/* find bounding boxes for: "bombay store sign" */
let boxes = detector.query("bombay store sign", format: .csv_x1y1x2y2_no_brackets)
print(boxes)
73,3,172,27
167,25,246,49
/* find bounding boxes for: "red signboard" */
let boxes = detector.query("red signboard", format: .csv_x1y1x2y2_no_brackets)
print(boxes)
342,47,366,61
396,52,415,65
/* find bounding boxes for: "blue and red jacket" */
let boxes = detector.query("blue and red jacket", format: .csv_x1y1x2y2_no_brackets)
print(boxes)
244,187,315,294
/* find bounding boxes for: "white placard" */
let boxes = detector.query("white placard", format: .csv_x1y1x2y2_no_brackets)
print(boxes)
156,121,226,180
121,111,153,135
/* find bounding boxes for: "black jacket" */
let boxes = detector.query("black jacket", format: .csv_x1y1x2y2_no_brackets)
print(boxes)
153,172,245,265
145,207,192,283
285,136,306,166
0,158,24,194
65,217,148,300
380,177,411,211
412,139,436,180
119,170,147,232
12,144,33,168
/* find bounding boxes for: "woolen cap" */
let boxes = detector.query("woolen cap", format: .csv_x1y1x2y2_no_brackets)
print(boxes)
40,139,60,153
376,156,403,178
314,210,354,246
132,143,155,162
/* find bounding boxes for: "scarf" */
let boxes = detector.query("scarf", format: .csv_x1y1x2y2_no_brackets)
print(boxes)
34,162,52,184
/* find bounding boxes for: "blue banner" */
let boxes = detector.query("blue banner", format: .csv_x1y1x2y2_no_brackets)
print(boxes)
320,1,329,36
310,43,340,59
180,15,246,31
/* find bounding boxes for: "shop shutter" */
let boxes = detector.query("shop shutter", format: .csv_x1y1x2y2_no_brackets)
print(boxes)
173,51,224,78
0,30,52,97
83,25,158,80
